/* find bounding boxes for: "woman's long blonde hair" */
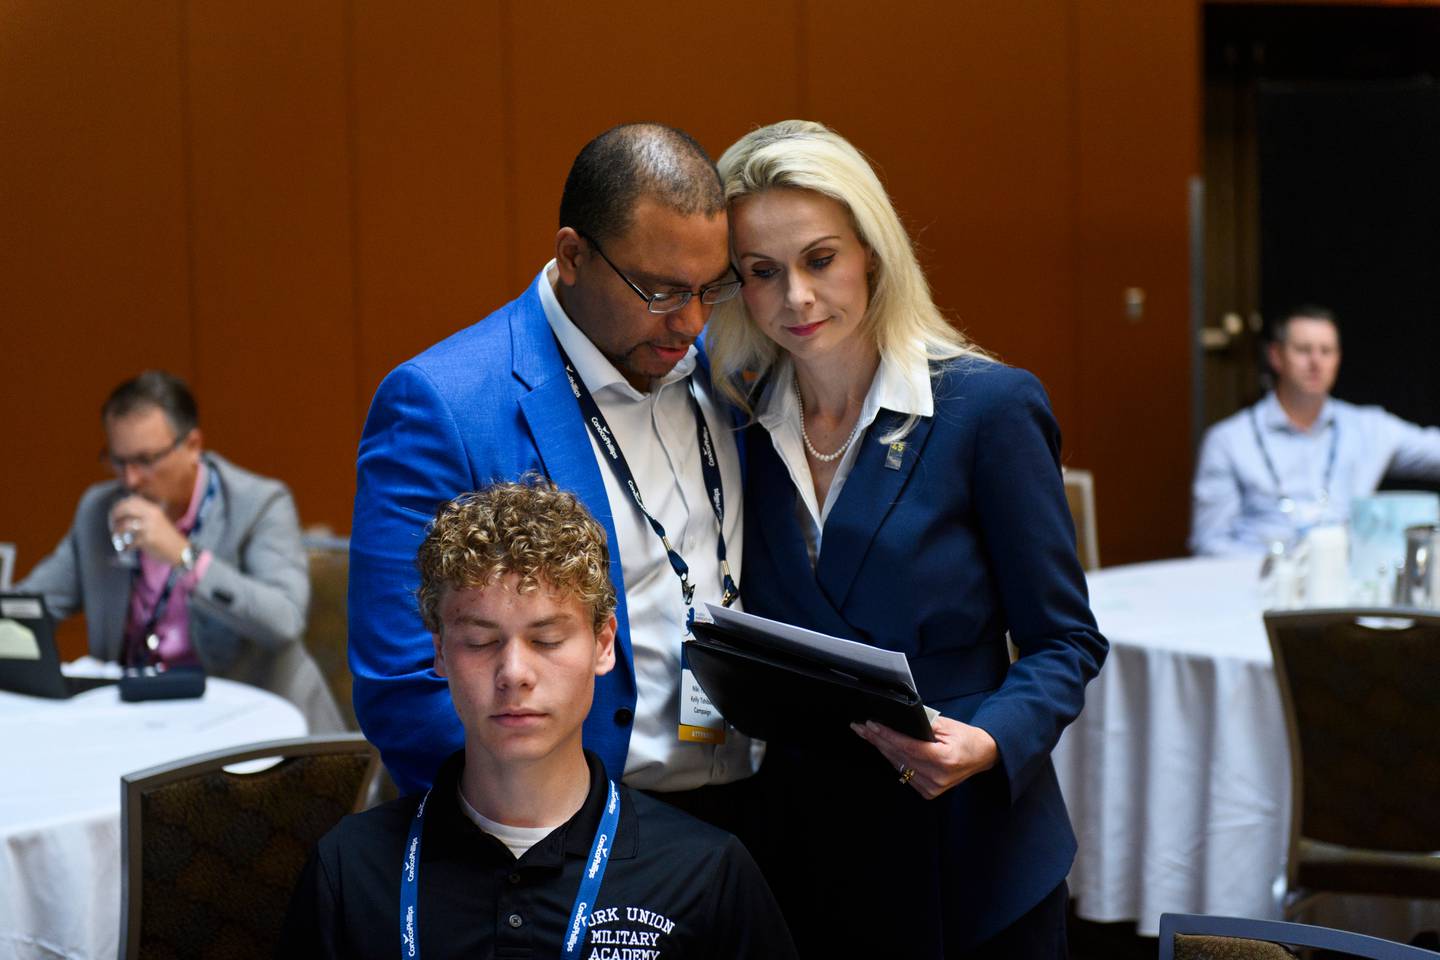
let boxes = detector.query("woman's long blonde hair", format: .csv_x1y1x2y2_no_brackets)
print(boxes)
708,120,988,431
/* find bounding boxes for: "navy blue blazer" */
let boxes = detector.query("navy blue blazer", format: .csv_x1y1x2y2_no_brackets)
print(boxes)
348,272,734,792
742,359,1106,954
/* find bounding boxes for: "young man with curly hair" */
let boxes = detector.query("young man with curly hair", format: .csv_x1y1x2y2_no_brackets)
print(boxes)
282,482,793,959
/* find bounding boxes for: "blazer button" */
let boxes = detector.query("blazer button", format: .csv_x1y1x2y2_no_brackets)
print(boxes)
614,708,633,727
507,913,523,928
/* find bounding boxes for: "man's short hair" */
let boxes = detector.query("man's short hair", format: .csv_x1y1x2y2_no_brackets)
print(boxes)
101,370,199,437
558,123,725,245
1272,304,1340,345
415,481,617,634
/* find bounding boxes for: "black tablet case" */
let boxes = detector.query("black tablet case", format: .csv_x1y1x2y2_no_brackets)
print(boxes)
685,619,935,743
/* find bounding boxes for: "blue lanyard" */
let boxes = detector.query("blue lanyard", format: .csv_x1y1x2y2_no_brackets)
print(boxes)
552,337,739,622
399,779,621,959
1248,406,1339,511
122,465,220,668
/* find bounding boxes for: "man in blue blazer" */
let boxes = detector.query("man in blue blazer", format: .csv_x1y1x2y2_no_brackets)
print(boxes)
349,124,756,808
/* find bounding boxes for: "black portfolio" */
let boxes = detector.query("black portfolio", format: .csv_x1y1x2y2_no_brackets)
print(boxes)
685,617,935,743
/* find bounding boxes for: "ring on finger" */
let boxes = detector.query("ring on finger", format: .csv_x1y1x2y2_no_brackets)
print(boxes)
898,767,917,785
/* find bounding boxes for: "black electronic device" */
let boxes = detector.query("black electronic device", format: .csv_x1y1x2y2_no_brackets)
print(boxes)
0,593,118,699
118,666,206,701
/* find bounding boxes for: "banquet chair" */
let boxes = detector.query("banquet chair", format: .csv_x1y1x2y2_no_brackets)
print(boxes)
1159,913,1439,959
120,734,379,960
302,530,358,731
1062,468,1100,571
1264,608,1440,917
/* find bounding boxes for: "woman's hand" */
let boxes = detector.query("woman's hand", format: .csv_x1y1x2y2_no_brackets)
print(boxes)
850,717,999,800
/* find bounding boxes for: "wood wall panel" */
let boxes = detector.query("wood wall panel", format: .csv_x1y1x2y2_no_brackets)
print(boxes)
504,0,804,292
802,0,1077,421
2,2,1207,663
0,0,190,481
0,1,191,655
349,1,511,410
184,0,358,530
1071,0,1200,562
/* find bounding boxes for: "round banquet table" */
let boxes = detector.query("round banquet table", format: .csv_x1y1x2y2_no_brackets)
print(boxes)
1053,555,1440,940
0,673,306,960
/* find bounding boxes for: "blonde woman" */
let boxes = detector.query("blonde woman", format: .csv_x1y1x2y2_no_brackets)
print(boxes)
709,120,1106,959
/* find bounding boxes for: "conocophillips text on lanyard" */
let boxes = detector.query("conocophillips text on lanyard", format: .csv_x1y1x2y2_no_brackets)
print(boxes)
398,779,621,959
552,337,739,621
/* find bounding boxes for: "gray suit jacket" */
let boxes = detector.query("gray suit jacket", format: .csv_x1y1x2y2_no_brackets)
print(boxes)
18,452,343,731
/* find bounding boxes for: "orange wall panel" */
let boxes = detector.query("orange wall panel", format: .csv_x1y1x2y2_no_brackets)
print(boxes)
2,0,1204,658
802,0,1077,421
349,1,512,410
1,1,191,660
184,0,359,532
504,0,805,292
1071,0,1200,562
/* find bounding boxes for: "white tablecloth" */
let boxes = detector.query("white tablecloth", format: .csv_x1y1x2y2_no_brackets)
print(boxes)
0,675,306,960
1055,555,1440,939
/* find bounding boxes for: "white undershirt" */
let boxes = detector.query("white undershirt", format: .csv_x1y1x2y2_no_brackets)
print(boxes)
455,785,556,859
756,351,934,566
539,262,756,791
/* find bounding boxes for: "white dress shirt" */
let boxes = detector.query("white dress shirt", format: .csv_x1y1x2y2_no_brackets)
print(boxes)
540,262,754,791
1190,390,1440,555
756,350,933,566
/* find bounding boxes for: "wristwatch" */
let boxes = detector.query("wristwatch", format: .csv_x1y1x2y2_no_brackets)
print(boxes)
178,542,198,574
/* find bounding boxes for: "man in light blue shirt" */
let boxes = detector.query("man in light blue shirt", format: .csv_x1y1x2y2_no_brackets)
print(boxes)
1191,306,1440,555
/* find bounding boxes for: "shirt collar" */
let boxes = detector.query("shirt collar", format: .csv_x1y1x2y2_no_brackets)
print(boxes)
1258,390,1336,433
538,260,698,400
428,748,638,866
755,346,934,429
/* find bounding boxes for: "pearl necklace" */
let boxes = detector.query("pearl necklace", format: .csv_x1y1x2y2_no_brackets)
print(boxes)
794,377,864,463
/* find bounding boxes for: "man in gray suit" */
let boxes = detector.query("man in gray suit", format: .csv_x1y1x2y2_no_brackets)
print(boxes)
18,370,341,730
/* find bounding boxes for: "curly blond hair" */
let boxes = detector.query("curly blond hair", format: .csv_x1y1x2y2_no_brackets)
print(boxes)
415,481,617,634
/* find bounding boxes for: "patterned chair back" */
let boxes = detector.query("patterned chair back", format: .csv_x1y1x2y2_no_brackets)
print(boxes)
1265,608,1440,905
120,734,379,959
302,532,357,731
1062,468,1100,571
1161,913,1436,960
1173,933,1296,959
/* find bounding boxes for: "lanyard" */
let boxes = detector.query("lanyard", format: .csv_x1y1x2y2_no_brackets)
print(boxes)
399,779,621,960
122,466,219,668
553,337,739,621
1248,406,1339,514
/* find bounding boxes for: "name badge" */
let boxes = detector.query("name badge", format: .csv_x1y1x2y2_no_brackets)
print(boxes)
677,644,725,744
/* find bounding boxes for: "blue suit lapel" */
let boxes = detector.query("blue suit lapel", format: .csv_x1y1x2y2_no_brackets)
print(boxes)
509,277,614,535
747,429,858,640
816,410,935,610
508,283,635,709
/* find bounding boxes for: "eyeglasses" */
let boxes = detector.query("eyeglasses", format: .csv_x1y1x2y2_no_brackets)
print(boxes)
580,232,742,315
101,432,188,472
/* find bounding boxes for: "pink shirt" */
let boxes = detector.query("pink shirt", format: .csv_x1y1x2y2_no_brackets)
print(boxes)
123,463,214,667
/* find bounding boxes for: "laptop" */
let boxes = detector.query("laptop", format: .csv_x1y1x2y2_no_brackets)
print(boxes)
0,593,118,698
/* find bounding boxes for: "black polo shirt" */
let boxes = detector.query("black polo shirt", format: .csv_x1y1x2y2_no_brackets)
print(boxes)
279,750,796,959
